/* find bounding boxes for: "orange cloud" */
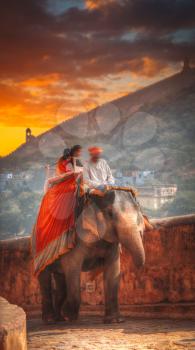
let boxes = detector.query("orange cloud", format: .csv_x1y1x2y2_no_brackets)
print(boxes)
130,57,169,78
19,73,60,88
85,0,114,9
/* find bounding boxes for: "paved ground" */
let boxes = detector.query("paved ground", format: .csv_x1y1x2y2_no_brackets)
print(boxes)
28,317,195,350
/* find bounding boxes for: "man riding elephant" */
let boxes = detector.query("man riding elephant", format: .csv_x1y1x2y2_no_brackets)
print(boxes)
83,146,115,189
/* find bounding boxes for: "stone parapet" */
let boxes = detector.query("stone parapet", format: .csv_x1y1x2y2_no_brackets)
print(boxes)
0,214,195,319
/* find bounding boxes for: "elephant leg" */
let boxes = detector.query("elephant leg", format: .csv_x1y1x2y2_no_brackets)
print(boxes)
62,268,81,321
60,247,84,321
53,272,67,321
103,244,124,324
38,265,55,324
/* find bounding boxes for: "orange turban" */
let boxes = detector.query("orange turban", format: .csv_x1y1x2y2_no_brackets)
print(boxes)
88,146,103,155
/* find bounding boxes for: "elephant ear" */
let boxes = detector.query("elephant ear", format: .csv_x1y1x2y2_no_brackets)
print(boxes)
76,202,107,244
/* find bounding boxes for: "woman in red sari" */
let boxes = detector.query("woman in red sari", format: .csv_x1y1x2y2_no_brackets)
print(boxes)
32,145,82,278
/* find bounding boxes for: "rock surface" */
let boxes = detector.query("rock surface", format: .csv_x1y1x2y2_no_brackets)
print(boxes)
0,297,27,350
27,316,195,350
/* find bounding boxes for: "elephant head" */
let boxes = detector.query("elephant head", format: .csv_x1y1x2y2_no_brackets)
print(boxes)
76,190,145,268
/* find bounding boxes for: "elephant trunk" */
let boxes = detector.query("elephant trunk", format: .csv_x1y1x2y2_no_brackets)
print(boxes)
115,212,145,268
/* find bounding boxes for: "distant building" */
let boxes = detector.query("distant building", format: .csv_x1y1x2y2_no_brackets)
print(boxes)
26,128,35,143
138,185,178,211
137,185,177,198
0,170,35,192
182,57,191,73
0,172,13,191
114,169,155,186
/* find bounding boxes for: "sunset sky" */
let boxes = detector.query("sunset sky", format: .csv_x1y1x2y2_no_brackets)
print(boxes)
0,0,195,156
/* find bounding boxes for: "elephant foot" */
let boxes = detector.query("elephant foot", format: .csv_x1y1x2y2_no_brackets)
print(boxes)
61,301,79,323
61,314,79,323
103,315,125,324
54,314,66,323
42,313,56,325
54,311,75,323
69,317,79,323
63,311,79,323
42,301,56,325
61,309,79,323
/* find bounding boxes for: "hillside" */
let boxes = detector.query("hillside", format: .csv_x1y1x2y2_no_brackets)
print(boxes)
1,68,195,181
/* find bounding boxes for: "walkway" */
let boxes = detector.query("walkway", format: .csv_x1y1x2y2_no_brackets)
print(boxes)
28,317,195,350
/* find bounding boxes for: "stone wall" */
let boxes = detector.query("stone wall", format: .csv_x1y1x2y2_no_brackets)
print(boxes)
0,215,195,317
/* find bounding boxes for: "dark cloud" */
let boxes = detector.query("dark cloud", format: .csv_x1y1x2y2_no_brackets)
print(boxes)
59,0,195,34
0,0,194,81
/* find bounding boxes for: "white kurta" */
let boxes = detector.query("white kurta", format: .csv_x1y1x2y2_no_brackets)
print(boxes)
83,158,115,188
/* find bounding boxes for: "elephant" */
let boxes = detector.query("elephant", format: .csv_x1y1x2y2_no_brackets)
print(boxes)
38,190,146,324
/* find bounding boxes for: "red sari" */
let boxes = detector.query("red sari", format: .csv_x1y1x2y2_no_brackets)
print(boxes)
32,158,78,276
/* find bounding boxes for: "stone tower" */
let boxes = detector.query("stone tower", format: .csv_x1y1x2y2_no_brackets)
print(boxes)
26,128,32,143
182,57,191,73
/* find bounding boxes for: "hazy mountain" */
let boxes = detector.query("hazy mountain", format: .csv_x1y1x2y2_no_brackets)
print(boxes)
1,67,195,186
